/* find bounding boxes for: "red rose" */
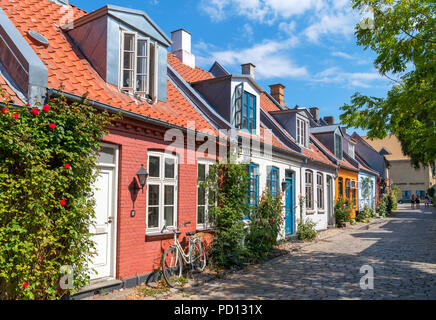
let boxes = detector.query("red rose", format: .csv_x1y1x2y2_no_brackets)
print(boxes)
26,103,30,107
74,109,78,113
60,200,66,207
49,123,56,129
50,98,54,101
64,164,71,169
22,282,29,289
31,108,39,115
1,108,7,114
42,105,50,112
13,113,19,119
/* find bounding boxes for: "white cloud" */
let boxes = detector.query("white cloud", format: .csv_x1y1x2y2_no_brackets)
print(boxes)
278,21,297,35
331,51,354,60
303,10,357,42
195,37,307,79
314,67,387,88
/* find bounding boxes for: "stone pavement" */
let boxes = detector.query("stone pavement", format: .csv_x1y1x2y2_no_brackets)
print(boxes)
89,205,436,300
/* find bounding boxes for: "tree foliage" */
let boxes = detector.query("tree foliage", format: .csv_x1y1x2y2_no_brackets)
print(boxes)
340,0,435,168
0,87,120,299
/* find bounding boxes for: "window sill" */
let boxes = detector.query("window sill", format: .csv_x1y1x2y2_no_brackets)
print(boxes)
146,230,181,237
306,210,315,215
318,210,326,214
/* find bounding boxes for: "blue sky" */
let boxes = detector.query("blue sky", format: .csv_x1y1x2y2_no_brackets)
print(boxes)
70,0,392,136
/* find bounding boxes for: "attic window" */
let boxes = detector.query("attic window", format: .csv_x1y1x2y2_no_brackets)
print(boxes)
348,144,355,158
120,31,157,100
296,117,308,148
234,83,257,134
335,133,343,160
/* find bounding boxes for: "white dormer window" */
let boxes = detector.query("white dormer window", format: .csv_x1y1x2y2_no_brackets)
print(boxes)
348,144,355,158
120,31,158,100
296,117,308,148
335,133,343,160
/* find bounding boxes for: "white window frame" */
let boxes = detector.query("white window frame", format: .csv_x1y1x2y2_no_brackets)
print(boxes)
348,144,355,158
196,160,216,230
305,170,314,211
120,30,152,98
146,152,178,233
317,173,324,211
297,117,309,148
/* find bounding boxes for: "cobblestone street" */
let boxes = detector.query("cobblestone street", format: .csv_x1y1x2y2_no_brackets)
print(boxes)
90,205,436,300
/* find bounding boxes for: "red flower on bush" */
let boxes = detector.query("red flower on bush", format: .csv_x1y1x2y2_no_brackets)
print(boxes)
13,113,19,119
22,282,29,289
64,164,71,169
74,109,78,113
26,103,30,107
1,108,7,114
42,105,50,112
31,108,39,115
49,123,56,129
60,200,66,207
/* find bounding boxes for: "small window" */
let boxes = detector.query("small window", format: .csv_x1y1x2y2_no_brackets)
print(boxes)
317,173,324,211
120,31,157,99
345,179,351,200
338,177,344,198
305,170,314,211
297,118,308,147
267,167,280,197
146,152,178,232
348,144,355,158
234,83,257,134
197,162,216,230
351,180,357,208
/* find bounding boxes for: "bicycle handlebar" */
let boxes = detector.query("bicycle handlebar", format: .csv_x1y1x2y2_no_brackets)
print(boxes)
160,221,191,234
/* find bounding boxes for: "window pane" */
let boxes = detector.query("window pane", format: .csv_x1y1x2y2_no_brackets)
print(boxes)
164,207,174,226
198,164,206,182
98,147,115,164
123,52,134,69
149,156,160,177
197,206,205,224
148,207,158,228
165,158,175,179
164,185,174,205
123,70,133,88
242,118,248,129
235,99,242,112
136,75,147,92
198,187,206,206
148,185,159,206
235,112,241,127
137,39,147,56
124,34,134,51
137,57,147,74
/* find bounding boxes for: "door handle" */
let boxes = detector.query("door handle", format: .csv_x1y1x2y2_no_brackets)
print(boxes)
107,216,113,224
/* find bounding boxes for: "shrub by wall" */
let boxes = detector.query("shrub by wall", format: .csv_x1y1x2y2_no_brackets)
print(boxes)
246,190,284,262
334,198,352,227
0,89,119,299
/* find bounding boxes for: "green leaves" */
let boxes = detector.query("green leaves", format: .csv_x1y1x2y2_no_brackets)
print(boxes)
0,88,120,299
341,0,436,169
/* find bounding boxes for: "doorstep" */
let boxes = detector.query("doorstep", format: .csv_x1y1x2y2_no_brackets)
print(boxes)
69,278,123,300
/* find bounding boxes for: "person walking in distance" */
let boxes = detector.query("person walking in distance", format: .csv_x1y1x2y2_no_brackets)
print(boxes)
424,193,430,208
415,195,420,209
411,194,415,209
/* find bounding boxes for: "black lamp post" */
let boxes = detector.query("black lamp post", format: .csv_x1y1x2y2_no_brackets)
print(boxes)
136,164,149,193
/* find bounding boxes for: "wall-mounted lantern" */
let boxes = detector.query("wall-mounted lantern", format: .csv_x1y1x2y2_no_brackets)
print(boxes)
136,164,148,193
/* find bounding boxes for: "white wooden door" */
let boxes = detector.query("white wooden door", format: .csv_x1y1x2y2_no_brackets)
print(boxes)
90,167,115,280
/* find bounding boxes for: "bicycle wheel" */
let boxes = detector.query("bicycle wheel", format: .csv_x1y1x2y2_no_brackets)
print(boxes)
191,238,206,272
162,246,183,287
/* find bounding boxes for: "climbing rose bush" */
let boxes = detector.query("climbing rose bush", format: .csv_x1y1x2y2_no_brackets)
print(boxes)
0,87,120,299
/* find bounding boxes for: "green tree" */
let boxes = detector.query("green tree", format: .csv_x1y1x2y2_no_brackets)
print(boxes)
340,0,435,169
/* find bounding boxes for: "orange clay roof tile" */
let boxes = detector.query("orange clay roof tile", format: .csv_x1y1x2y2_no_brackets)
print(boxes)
0,0,216,135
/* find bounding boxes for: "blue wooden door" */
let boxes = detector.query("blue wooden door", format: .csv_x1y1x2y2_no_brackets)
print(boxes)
285,171,294,235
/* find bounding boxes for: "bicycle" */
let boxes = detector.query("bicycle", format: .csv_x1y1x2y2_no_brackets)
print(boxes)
161,221,207,287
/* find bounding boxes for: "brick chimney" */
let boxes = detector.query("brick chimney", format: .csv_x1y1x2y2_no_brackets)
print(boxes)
171,29,195,68
269,84,286,106
323,116,334,125
241,63,256,79
309,107,319,122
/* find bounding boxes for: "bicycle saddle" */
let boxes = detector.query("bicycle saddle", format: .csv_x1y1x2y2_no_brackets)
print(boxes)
186,231,196,236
